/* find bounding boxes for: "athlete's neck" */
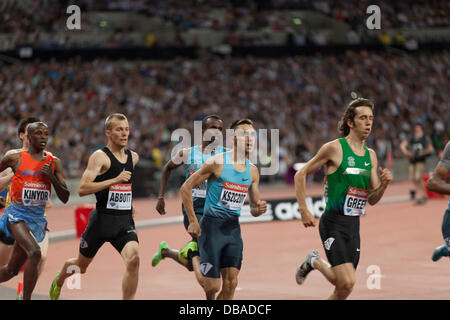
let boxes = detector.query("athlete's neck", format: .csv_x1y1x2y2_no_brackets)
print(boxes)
106,142,126,156
345,133,366,153
231,148,248,165
27,146,45,160
200,141,220,154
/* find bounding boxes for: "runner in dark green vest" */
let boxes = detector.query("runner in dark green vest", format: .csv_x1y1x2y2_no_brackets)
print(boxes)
294,97,392,300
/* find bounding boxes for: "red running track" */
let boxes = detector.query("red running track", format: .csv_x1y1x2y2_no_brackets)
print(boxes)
1,181,449,299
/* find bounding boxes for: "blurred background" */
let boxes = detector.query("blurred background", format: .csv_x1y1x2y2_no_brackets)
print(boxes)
0,0,448,201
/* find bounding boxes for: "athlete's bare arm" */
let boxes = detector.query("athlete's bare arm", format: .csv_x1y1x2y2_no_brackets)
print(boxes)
428,165,450,195
180,154,222,238
248,164,267,217
156,148,188,215
295,140,340,228
78,150,131,197
367,149,392,205
42,157,70,204
0,168,13,191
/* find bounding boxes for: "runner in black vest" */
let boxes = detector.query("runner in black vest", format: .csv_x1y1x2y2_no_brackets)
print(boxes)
50,113,140,300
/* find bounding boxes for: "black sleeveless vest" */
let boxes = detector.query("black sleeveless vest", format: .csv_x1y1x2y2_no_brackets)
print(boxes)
94,147,133,215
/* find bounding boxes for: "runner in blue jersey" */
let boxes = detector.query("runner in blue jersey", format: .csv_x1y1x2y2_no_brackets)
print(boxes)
428,141,450,261
151,115,225,276
181,119,267,300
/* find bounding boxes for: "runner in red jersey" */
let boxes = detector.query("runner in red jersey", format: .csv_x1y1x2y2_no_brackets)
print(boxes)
0,122,69,300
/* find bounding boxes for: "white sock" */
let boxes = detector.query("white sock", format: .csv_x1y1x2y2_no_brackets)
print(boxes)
310,256,318,269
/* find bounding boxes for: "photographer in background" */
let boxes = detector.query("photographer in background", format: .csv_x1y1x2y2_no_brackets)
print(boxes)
400,123,434,205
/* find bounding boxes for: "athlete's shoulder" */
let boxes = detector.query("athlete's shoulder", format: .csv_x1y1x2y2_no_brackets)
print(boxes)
320,139,341,153
4,148,22,157
205,152,224,165
90,149,110,163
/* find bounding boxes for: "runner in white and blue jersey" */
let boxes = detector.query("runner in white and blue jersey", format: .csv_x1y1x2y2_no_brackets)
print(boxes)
181,119,267,300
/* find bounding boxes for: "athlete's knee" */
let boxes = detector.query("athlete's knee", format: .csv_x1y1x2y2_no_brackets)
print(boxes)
222,277,238,292
126,254,140,272
27,247,42,263
201,280,220,295
4,264,20,278
335,279,355,297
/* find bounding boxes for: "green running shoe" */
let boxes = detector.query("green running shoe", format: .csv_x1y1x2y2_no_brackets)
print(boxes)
432,245,449,261
151,241,169,267
178,241,198,264
49,270,62,300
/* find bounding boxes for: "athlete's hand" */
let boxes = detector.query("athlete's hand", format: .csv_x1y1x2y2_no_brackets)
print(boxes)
188,221,201,239
251,200,267,217
114,171,131,184
41,159,54,178
300,209,316,228
379,167,392,187
156,198,166,215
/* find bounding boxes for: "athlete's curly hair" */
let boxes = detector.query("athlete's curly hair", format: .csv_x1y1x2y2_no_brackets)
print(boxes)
338,98,374,137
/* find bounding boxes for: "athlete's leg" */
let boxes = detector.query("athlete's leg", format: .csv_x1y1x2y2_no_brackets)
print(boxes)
198,276,221,300
120,241,140,300
5,221,42,300
217,267,239,300
37,232,49,277
312,257,337,285
327,263,356,300
56,252,93,287
0,243,13,267
0,242,27,283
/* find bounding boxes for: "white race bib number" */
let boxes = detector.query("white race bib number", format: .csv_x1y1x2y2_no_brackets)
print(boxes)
107,184,132,210
22,186,50,206
219,181,249,211
344,187,368,216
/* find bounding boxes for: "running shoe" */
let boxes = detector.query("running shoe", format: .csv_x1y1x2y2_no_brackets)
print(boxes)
295,250,319,285
151,241,168,267
49,271,61,300
178,241,198,264
432,245,449,262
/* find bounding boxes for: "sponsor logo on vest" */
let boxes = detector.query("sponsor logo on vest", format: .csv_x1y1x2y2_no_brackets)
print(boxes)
348,156,355,167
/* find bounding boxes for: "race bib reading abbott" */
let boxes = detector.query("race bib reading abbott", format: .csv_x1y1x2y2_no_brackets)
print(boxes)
107,184,132,210
190,170,207,198
22,181,50,206
219,181,249,211
344,187,368,216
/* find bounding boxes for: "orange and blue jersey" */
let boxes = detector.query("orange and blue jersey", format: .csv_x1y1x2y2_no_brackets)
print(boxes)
0,151,54,244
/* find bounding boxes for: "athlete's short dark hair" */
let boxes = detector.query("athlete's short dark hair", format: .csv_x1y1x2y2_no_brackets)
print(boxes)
338,98,374,137
18,117,40,138
202,115,222,130
229,118,254,130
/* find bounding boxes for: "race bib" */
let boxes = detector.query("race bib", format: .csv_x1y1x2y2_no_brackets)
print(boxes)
22,182,50,206
219,181,249,211
190,170,207,198
344,187,368,216
107,184,132,210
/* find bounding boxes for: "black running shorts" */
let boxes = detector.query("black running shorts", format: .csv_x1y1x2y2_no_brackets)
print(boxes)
80,209,138,258
319,210,360,269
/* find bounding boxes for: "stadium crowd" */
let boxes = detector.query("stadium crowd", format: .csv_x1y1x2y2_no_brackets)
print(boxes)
0,50,448,180
1,0,448,50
